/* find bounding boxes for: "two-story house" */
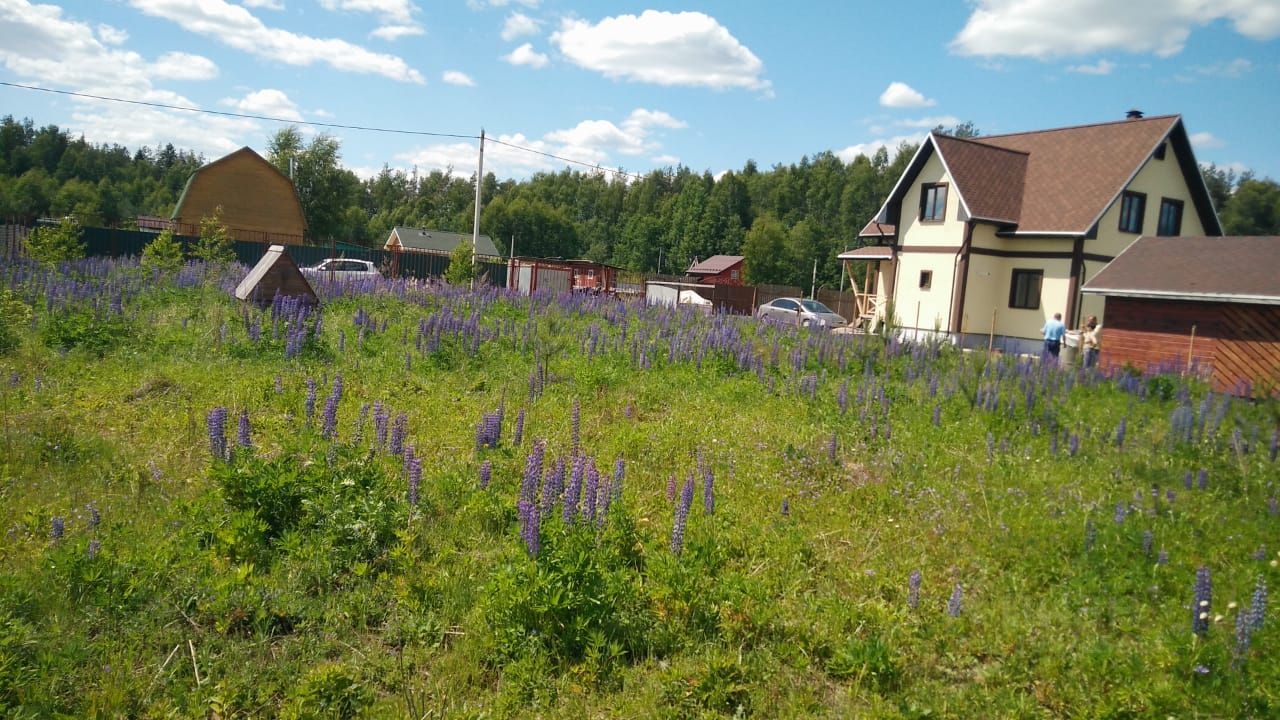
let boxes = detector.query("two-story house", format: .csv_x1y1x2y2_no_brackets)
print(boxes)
839,113,1221,355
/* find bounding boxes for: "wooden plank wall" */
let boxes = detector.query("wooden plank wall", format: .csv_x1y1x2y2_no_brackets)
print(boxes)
1100,297,1280,396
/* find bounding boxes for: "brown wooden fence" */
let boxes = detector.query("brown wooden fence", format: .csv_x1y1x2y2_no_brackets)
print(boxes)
817,288,858,323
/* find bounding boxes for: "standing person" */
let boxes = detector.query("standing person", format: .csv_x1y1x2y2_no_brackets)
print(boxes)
1041,312,1066,364
1081,315,1102,369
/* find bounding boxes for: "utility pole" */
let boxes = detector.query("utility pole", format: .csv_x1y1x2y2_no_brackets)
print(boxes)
471,129,485,291
811,257,818,299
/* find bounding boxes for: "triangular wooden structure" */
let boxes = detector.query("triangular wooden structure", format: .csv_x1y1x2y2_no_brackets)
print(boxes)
234,245,317,306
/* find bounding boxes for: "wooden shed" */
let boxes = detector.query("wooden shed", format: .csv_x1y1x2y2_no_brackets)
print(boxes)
686,255,746,286
234,245,317,306
1082,236,1280,396
172,147,307,245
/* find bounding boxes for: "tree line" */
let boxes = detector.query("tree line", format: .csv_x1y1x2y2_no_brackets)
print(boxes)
2,115,1278,289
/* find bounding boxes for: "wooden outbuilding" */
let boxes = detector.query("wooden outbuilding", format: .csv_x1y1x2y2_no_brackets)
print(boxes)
172,147,306,245
1082,235,1280,396
686,255,746,286
234,245,317,306
508,257,619,295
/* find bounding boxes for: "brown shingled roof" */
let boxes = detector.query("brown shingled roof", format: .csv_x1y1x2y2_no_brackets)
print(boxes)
1083,236,1280,303
932,134,1027,224
687,255,745,274
858,220,896,239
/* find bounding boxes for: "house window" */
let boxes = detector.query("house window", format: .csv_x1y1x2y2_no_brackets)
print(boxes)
919,270,932,290
919,183,948,222
1009,269,1042,310
1118,191,1146,234
1158,198,1183,236
731,269,740,280
1153,143,1167,161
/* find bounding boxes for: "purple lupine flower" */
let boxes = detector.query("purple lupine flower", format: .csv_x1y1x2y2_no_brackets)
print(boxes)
932,404,941,428
373,402,388,450
666,474,676,502
1049,432,1058,456
87,538,100,559
1184,470,1193,490
521,441,545,506
837,380,849,415
322,395,339,439
564,456,584,524
1235,606,1254,665
403,445,416,477
305,379,317,425
1114,502,1127,525
1193,566,1212,636
51,516,65,541
407,457,422,506
571,399,581,455
1198,468,1208,491
702,462,715,515
1115,416,1127,449
947,584,963,617
237,409,252,450
543,456,565,515
389,412,407,456
613,458,625,502
671,476,694,556
354,402,370,444
479,460,492,489
908,570,922,610
518,498,540,558
206,407,228,459
1270,429,1278,463
1166,489,1176,504
1269,496,1278,517
583,458,599,523
1142,530,1153,557
149,461,162,483
86,502,100,530
1068,434,1080,456
1158,549,1169,565
781,498,789,516
1248,576,1267,632
514,408,525,446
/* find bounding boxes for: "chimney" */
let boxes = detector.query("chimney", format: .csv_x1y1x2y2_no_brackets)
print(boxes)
1126,109,1144,119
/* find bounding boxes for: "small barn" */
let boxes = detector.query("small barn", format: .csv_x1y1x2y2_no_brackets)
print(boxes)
687,255,745,286
508,257,618,295
384,227,501,258
1082,235,1280,396
172,147,306,245
234,245,316,306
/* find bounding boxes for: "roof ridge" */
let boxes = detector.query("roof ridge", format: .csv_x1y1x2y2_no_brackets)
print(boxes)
976,114,1179,141
933,132,1029,157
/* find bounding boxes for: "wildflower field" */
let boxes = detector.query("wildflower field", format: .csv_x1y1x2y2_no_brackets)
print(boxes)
1,258,1277,718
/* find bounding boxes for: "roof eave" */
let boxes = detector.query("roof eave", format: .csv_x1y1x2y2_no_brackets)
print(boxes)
1081,288,1280,305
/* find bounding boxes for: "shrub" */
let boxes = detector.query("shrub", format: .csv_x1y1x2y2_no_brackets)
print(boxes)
193,206,235,266
0,289,30,354
283,662,370,720
140,228,184,274
24,217,84,266
444,238,475,286
40,310,133,356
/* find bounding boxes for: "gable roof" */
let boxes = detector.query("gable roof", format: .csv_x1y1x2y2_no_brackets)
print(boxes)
871,115,1221,236
173,147,306,230
1083,236,1280,304
386,227,501,257
687,255,745,274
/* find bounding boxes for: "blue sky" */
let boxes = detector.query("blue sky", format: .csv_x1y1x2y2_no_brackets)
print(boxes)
1,0,1278,182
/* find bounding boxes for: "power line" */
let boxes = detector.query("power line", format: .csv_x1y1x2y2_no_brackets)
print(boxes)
1,80,659,181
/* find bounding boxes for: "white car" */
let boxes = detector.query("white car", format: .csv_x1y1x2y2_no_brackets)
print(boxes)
301,258,382,279
756,298,848,328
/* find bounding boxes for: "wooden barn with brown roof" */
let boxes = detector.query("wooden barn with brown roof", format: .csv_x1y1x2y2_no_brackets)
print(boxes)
171,147,307,245
845,112,1222,354
1082,236,1280,396
687,255,746,286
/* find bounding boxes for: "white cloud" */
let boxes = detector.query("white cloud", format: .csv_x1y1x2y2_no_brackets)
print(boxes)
551,11,768,91
319,0,416,25
150,51,219,80
836,133,926,163
468,0,539,9
220,88,302,121
96,23,128,45
370,24,424,40
651,154,680,165
128,0,424,83
879,81,935,108
442,69,475,86
399,108,686,179
502,42,548,68
1179,57,1253,80
501,11,540,41
895,115,960,129
1189,131,1224,149
952,0,1280,59
241,0,284,9
1067,59,1115,75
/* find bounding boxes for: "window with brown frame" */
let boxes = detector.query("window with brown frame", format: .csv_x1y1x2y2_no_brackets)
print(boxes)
1157,198,1183,236
919,183,947,222
1009,269,1042,310
1118,191,1145,234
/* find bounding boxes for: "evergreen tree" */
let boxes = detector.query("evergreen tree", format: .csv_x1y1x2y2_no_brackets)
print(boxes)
24,216,84,266
193,206,235,265
141,228,184,274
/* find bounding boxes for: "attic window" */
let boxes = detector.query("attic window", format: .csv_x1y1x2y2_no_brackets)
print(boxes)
919,270,932,290
1118,191,1145,234
919,183,948,222
1153,143,1167,161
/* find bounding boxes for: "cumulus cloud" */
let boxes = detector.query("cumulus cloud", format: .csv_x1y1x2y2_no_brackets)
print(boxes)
319,0,416,25
836,133,926,163
128,0,424,83
1189,131,1224,149
952,0,1280,59
220,88,303,121
370,24,424,40
1177,57,1253,81
150,51,219,80
650,154,680,166
96,23,128,45
241,0,284,9
442,69,475,86
895,115,960,129
502,42,548,68
501,11,540,41
399,108,686,179
1066,59,1115,75
551,11,768,91
467,0,539,9
879,82,935,108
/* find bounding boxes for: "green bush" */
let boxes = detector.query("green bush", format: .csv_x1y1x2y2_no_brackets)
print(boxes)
193,206,234,266
39,311,133,356
444,238,476,286
23,217,84,266
283,662,370,720
140,228,184,274
0,289,29,354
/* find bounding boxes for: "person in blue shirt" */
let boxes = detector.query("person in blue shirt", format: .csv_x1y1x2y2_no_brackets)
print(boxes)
1041,312,1066,363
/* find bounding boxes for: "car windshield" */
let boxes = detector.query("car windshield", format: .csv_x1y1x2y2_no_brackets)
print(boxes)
800,300,834,314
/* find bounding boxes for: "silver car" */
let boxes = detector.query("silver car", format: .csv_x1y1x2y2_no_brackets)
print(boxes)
301,258,382,280
756,298,847,328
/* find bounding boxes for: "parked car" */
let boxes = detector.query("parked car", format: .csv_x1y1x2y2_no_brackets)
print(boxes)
301,258,382,279
756,297,848,328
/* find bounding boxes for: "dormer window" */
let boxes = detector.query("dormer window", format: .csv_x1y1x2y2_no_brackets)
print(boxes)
919,183,947,222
